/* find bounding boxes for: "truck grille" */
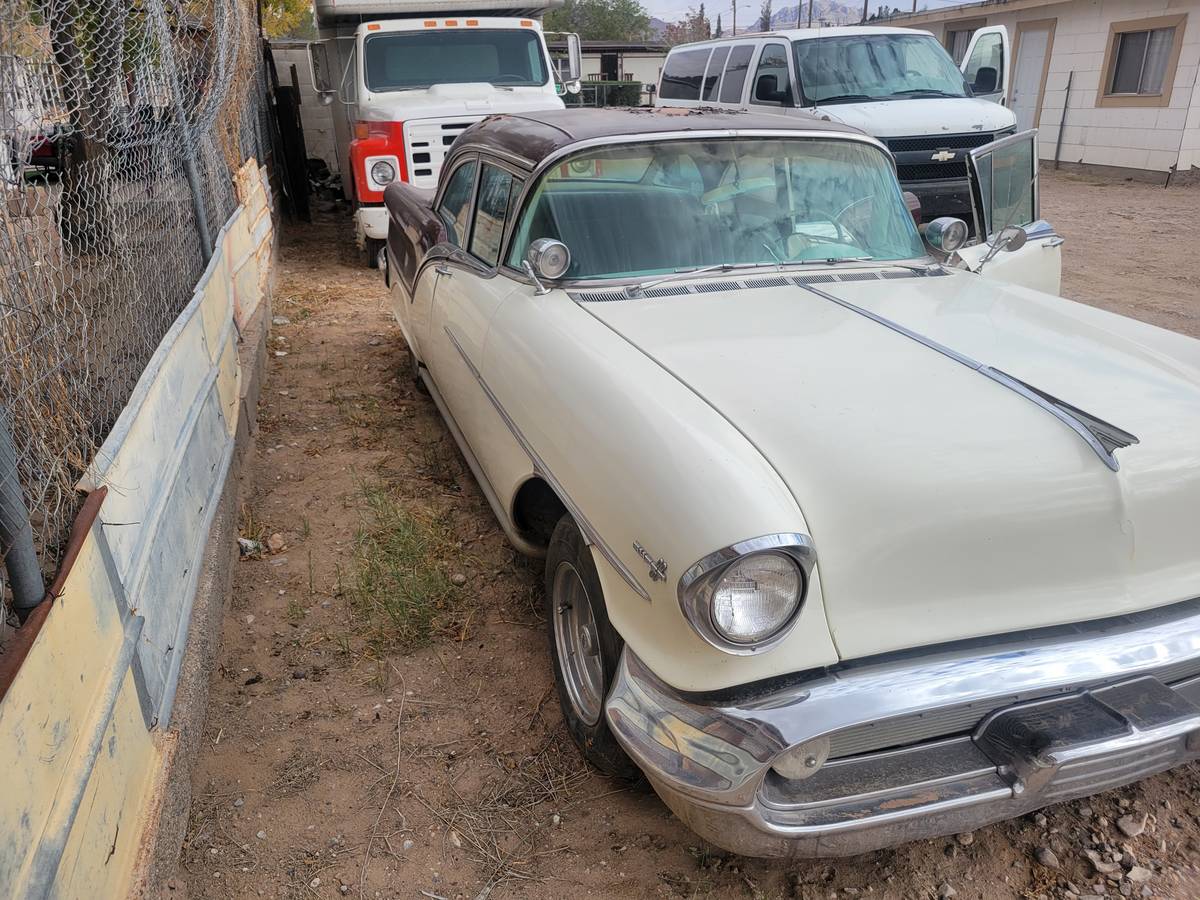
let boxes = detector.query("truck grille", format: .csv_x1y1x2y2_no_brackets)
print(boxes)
887,129,1012,184
403,117,484,189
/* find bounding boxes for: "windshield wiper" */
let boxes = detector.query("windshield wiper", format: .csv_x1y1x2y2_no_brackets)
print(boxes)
813,93,886,105
797,256,872,265
624,261,775,297
890,88,962,98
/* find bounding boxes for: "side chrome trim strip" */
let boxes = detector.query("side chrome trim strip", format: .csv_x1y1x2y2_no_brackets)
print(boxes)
794,282,1137,472
442,326,652,601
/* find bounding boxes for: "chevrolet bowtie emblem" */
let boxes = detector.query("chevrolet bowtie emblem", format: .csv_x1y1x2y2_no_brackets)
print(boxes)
931,150,956,162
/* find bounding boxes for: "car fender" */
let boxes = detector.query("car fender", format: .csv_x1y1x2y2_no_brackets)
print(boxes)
478,283,840,692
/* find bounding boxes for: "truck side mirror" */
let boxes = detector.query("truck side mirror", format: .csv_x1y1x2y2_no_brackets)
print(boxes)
546,32,583,93
972,66,998,95
755,74,780,102
308,41,333,98
564,33,582,84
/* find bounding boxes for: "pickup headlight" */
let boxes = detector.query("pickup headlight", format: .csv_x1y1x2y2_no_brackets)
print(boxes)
370,160,396,185
678,534,815,655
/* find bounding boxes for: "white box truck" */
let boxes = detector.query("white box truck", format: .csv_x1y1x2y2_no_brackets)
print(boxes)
309,0,581,265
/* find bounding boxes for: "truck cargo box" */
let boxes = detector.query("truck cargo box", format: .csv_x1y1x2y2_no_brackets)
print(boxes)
314,0,563,25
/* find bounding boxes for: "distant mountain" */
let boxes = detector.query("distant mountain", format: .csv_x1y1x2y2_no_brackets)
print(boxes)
649,16,668,39
771,2,861,28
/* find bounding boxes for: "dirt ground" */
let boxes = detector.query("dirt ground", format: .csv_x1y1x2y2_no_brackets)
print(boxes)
178,170,1200,900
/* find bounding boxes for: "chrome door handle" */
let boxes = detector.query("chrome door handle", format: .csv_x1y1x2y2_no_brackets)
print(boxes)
1044,237,1065,248
435,265,453,276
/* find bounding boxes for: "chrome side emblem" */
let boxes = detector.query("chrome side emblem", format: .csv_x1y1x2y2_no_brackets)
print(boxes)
931,150,956,162
632,541,668,583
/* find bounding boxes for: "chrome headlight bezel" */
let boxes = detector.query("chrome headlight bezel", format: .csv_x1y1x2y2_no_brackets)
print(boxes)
677,533,816,655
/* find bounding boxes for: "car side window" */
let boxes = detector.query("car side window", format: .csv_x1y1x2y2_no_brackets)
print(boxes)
468,164,521,267
751,43,792,107
660,48,711,100
438,159,477,246
719,45,755,104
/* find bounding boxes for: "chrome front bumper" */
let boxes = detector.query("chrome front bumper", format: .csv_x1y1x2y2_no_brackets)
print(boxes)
605,599,1200,858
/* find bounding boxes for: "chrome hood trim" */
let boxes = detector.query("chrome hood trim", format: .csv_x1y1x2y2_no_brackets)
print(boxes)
795,281,1139,471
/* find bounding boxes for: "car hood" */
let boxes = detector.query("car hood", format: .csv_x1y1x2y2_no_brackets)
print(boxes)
581,269,1200,660
813,96,1015,137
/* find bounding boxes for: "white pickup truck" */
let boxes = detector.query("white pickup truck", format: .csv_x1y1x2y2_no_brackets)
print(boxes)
309,0,581,265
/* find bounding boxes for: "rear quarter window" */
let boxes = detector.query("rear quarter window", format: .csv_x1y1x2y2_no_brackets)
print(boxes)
660,48,711,100
719,45,755,103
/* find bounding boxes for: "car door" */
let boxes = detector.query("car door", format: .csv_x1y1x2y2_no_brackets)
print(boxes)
960,25,1009,104
958,128,1063,294
748,41,796,109
423,159,528,488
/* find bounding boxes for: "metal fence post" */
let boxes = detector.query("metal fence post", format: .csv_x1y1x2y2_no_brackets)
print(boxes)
0,414,45,615
150,1,214,264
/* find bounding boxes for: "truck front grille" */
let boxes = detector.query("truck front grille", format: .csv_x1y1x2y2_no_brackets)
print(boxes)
886,129,1013,184
403,117,484,188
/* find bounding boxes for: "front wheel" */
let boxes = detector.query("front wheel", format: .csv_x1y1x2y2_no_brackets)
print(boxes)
545,514,639,779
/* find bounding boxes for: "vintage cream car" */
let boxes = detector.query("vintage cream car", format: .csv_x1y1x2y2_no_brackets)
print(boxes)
382,108,1200,857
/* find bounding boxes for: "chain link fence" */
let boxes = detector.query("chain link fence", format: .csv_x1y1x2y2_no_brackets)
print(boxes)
0,0,274,621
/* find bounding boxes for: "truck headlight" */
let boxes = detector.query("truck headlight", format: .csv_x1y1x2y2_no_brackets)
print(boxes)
371,160,396,186
678,534,815,654
711,552,802,644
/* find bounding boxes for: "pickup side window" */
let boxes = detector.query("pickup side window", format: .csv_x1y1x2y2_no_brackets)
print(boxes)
703,46,730,101
438,160,478,246
468,164,522,267
751,43,792,106
660,48,711,100
719,45,755,103
963,31,1003,95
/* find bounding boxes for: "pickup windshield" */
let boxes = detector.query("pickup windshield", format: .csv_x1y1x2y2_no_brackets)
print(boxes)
793,34,968,104
364,30,549,91
507,138,925,281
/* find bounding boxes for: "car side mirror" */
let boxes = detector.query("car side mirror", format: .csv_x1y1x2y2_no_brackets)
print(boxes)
996,224,1027,253
972,66,998,94
755,74,781,103
523,238,571,294
924,217,968,254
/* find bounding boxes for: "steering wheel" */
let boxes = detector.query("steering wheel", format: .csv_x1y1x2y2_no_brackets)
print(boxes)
743,210,864,259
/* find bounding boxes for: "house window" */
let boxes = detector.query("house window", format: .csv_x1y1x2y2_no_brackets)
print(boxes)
945,19,986,65
1098,14,1187,108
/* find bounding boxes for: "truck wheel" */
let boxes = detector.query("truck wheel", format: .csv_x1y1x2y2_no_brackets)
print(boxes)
545,514,639,779
364,237,384,269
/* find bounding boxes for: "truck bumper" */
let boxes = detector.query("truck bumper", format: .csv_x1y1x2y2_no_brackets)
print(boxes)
605,598,1200,858
355,204,388,245
901,176,974,222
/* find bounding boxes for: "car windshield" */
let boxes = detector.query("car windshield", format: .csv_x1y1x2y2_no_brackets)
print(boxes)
364,30,549,91
506,138,925,281
793,34,968,104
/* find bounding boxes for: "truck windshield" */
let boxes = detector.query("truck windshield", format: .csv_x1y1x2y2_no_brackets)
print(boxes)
364,30,549,91
507,138,925,281
794,34,968,104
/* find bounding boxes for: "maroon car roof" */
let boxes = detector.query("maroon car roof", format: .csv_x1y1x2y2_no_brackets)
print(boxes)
452,107,870,170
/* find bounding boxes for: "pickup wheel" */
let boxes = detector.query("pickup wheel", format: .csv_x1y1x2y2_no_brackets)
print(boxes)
545,514,639,779
364,237,384,269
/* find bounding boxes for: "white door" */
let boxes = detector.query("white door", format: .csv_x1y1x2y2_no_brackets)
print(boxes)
1011,25,1051,131
960,25,1010,104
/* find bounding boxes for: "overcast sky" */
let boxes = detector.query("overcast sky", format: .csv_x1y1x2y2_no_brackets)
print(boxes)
645,0,974,28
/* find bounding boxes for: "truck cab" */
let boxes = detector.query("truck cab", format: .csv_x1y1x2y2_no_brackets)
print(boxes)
654,26,1017,226
309,0,580,265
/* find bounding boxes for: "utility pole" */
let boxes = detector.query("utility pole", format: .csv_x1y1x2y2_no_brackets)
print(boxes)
809,0,814,27
861,0,868,22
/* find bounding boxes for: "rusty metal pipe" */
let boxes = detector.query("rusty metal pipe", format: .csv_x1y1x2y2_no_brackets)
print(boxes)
0,415,45,614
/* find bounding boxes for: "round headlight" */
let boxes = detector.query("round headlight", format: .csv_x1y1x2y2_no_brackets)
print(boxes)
710,551,802,644
371,160,396,186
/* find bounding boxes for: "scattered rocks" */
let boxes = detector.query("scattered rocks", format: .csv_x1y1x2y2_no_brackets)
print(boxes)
402,839,415,852
448,830,462,849
1085,849,1120,875
1125,866,1153,884
309,878,321,889
243,672,263,686
451,573,467,586
1117,812,1148,838
955,832,974,847
292,669,307,679
272,315,291,326
233,797,244,808
256,830,267,840
267,532,286,553
1034,847,1060,870
937,883,957,899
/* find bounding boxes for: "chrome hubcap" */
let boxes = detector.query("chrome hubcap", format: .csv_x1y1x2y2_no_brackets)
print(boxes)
552,561,604,726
